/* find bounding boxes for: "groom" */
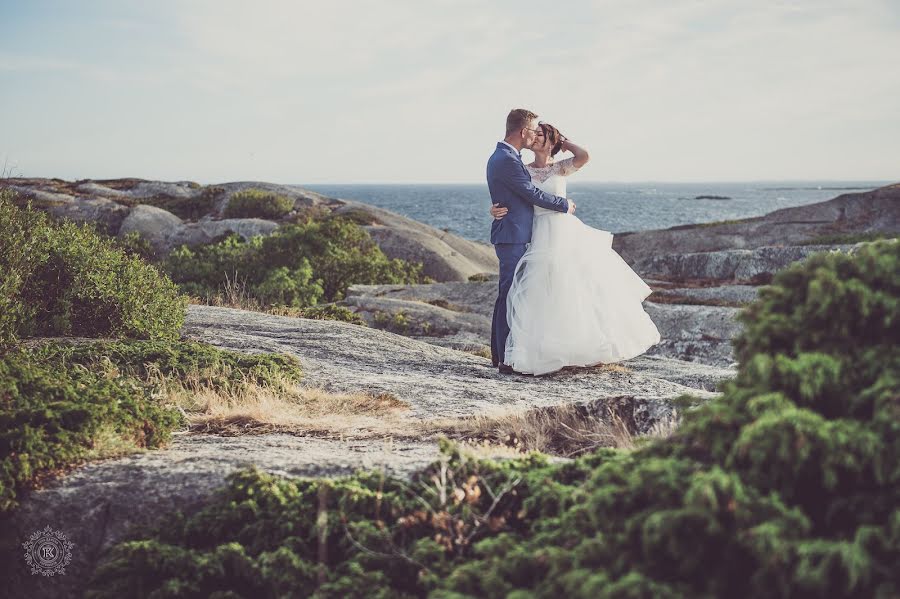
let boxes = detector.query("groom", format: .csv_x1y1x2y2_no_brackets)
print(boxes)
487,108,575,374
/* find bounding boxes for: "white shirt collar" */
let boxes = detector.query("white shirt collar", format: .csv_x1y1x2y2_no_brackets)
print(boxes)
499,140,521,157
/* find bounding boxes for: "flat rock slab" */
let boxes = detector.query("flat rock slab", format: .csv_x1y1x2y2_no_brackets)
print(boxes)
612,183,900,264
183,305,730,420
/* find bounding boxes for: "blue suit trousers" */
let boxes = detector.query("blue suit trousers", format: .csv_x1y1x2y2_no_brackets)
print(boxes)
491,242,528,367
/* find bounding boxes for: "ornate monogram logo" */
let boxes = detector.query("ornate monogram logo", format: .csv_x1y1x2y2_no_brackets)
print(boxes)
22,525,74,576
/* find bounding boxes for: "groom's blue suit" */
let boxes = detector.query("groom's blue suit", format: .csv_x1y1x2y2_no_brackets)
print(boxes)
487,141,570,367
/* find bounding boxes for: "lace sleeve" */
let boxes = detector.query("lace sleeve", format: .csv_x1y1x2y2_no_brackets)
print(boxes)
554,157,580,177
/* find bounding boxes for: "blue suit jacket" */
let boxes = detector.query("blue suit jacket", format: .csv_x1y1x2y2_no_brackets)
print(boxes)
487,142,570,245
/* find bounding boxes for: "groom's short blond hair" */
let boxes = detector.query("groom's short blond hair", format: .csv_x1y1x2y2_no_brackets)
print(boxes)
506,108,538,136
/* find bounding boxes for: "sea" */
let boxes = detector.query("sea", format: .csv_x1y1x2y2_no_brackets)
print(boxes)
301,181,892,244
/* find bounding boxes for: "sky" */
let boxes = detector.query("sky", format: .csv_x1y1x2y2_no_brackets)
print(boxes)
1,0,898,184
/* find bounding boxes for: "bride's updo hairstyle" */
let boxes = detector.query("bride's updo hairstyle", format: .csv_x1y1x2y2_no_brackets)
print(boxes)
539,122,566,157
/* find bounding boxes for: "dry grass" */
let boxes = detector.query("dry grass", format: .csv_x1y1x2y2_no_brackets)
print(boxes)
145,359,675,458
463,346,493,360
150,367,414,439
420,400,676,457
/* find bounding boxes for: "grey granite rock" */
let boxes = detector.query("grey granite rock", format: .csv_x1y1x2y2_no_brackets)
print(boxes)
346,280,744,367
613,183,900,265
166,217,280,248
117,204,183,251
74,181,131,198
633,243,864,283
344,294,491,337
181,305,727,418
118,180,200,200
4,185,77,206
48,196,130,235
652,284,760,305
324,199,498,282
642,303,743,366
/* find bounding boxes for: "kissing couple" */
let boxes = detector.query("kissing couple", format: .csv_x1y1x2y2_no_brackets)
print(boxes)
487,108,661,376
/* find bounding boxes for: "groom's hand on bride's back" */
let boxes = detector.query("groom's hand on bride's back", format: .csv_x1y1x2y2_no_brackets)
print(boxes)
567,200,576,214
490,203,508,219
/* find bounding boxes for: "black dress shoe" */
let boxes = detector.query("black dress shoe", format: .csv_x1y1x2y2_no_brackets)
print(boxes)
498,363,517,374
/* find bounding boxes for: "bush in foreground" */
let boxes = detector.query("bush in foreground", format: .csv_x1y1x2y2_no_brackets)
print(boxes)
0,340,304,514
85,241,899,597
0,191,186,344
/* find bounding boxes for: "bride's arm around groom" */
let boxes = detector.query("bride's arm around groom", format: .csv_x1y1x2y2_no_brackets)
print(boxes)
491,150,574,214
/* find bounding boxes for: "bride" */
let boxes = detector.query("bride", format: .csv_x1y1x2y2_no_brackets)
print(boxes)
490,122,661,376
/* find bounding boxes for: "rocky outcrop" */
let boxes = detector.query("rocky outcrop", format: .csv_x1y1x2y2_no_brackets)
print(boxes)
338,200,498,282
612,183,899,265
633,243,865,283
117,204,184,251
345,280,744,366
166,217,280,248
183,306,728,415
1,178,498,282
642,303,743,366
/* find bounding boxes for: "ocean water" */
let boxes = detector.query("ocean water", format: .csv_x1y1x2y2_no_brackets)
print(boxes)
301,181,891,244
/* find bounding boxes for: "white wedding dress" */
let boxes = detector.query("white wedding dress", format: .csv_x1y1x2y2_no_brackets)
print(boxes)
504,158,661,375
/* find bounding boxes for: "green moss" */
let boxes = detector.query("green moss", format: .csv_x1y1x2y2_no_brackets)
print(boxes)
223,189,295,220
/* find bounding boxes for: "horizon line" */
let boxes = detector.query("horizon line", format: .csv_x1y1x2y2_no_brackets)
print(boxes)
3,175,895,187
296,179,896,186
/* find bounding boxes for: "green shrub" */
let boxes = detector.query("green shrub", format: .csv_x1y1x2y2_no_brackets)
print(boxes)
140,185,223,221
163,216,425,308
86,240,900,598
0,193,186,344
223,189,295,220
297,304,366,325
254,263,324,308
334,206,379,226
799,231,898,246
35,339,304,393
0,339,303,513
114,231,159,262
0,344,185,513
373,310,411,334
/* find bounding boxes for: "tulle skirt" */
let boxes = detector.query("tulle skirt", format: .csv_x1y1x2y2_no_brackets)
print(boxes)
504,211,661,375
